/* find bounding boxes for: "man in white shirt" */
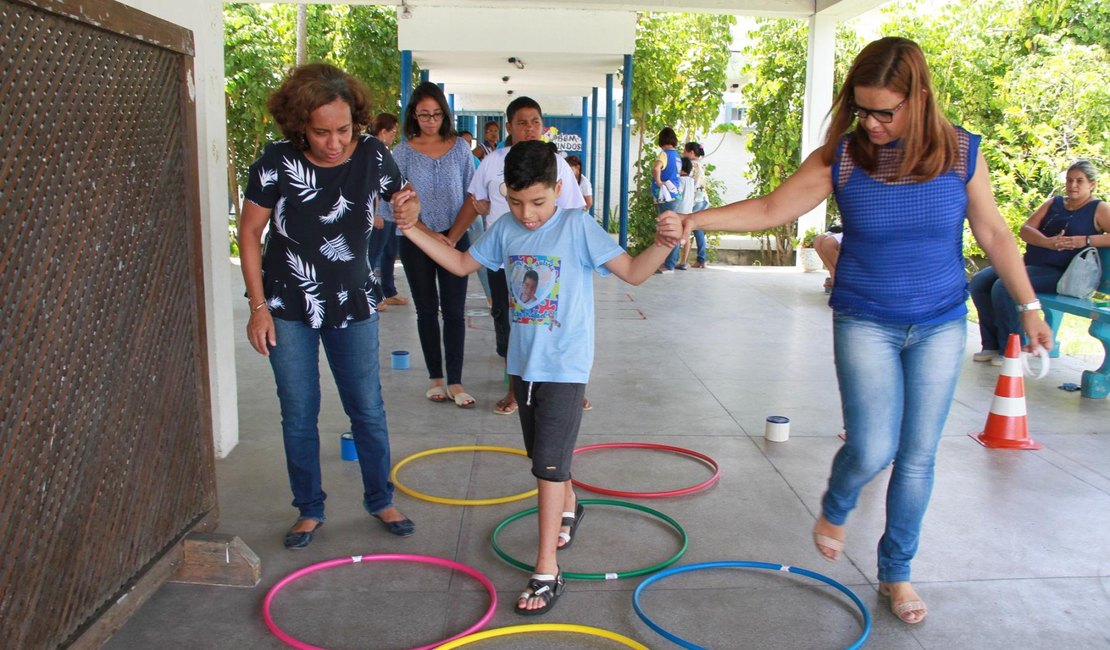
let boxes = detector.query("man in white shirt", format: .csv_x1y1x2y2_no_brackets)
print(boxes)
452,96,585,414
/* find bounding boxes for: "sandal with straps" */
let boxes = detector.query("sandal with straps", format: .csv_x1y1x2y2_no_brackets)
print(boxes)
879,583,928,625
514,571,564,616
557,502,585,550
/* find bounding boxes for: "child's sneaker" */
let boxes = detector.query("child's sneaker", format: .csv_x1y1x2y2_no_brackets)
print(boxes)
675,264,688,270
972,349,999,362
989,355,1005,366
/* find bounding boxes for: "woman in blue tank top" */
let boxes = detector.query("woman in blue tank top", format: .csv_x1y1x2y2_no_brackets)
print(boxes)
671,37,1054,625
969,160,1110,363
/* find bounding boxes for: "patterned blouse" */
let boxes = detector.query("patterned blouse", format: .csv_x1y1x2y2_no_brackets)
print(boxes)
390,136,474,233
245,135,406,328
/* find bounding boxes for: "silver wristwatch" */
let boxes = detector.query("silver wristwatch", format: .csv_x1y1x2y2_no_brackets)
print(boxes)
1015,300,1042,312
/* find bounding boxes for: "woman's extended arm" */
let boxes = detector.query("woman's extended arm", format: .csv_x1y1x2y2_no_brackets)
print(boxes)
682,146,834,236
966,150,1053,351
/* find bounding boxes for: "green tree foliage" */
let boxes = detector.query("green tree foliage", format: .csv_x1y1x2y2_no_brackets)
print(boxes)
625,12,735,254
740,18,861,263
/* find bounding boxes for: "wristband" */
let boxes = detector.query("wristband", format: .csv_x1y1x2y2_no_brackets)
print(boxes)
1087,235,1092,247
251,300,267,313
1015,300,1041,313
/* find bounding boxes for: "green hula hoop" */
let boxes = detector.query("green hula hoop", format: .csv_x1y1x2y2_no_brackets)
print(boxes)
490,498,688,580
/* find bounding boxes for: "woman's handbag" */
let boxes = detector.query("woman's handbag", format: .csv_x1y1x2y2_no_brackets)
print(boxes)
1056,246,1102,299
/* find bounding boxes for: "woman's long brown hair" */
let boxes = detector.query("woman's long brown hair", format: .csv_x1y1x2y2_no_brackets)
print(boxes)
821,37,958,182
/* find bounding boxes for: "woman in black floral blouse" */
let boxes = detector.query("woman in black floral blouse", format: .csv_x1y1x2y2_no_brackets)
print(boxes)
238,63,420,548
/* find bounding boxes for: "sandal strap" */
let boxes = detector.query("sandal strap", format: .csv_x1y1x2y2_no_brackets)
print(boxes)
558,532,571,543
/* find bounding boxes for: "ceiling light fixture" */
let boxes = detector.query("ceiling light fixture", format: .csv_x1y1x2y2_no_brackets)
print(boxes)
400,0,412,19
507,57,525,70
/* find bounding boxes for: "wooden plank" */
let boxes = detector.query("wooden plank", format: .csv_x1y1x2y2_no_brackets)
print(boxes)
169,533,262,588
12,0,194,56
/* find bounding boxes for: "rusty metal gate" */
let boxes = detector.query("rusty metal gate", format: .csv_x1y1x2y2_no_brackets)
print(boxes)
0,0,216,647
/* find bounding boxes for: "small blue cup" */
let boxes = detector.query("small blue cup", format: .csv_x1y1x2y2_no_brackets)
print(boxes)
391,350,410,370
340,433,358,461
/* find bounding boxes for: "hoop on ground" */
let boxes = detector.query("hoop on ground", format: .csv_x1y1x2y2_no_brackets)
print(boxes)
262,553,497,650
633,561,871,650
436,623,649,649
390,445,537,506
571,442,720,498
490,498,688,580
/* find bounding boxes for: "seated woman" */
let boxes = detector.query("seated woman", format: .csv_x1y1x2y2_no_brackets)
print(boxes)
970,160,1110,364
814,224,843,293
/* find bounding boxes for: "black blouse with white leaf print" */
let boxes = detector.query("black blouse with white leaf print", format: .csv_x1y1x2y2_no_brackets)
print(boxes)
245,135,406,328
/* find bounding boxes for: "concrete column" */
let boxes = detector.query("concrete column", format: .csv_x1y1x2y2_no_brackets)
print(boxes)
797,13,837,259
590,87,599,210
618,54,632,250
580,96,589,173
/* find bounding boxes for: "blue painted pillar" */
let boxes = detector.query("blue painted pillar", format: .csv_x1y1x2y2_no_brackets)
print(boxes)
603,73,614,232
400,50,413,113
619,54,632,250
448,93,454,114
420,69,430,83
590,87,599,207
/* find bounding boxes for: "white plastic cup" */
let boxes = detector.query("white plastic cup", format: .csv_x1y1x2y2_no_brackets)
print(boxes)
765,416,790,443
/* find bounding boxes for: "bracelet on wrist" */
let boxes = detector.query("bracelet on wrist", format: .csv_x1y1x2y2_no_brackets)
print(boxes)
250,300,267,313
1015,300,1041,313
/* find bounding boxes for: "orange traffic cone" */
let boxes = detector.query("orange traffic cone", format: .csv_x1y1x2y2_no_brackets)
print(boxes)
971,334,1040,450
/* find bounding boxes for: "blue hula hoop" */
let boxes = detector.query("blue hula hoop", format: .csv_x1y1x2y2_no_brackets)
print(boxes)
632,561,871,650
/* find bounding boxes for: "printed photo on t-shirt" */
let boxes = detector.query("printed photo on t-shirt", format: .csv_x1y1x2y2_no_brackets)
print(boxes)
509,255,560,329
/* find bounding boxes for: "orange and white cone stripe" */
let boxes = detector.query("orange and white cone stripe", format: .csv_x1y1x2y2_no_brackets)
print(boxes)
971,334,1040,450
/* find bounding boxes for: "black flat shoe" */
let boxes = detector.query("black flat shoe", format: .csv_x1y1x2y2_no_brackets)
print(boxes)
283,520,323,549
373,514,415,537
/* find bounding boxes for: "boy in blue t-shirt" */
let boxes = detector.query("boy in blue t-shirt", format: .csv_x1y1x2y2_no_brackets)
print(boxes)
395,140,680,615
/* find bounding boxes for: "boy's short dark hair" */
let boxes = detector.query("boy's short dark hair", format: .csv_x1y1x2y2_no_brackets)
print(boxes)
524,269,539,283
459,129,473,138
680,156,693,175
504,140,558,191
506,96,543,122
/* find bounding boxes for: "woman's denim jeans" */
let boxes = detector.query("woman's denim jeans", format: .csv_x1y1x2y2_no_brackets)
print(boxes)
269,315,394,521
656,200,679,269
825,313,966,583
969,264,1062,350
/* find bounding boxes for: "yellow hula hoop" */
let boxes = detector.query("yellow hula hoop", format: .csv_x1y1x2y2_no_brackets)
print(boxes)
435,623,649,649
390,445,538,506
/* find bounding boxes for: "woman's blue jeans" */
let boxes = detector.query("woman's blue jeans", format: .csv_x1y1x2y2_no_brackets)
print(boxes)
969,264,1062,350
656,200,679,269
269,315,394,521
824,313,966,583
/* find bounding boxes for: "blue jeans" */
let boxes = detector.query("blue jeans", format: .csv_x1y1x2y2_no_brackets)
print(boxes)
690,199,708,263
824,313,966,583
656,200,679,269
269,316,395,520
969,264,1062,350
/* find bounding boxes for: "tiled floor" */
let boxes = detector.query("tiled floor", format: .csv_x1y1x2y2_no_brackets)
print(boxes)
106,262,1110,649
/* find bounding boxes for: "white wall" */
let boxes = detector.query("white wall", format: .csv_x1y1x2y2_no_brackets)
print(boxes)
116,0,239,458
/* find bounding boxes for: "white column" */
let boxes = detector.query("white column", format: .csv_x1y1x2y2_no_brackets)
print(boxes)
797,12,837,261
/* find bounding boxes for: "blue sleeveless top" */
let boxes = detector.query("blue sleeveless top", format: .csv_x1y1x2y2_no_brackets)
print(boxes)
830,128,980,325
652,149,681,200
1023,196,1102,270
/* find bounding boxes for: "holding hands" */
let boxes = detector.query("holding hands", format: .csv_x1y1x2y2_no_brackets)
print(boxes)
655,210,684,248
391,187,422,230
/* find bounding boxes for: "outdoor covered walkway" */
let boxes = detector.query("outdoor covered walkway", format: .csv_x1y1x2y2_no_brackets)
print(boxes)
107,263,1110,649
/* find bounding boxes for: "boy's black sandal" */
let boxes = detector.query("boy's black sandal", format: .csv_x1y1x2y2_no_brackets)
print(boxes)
514,571,565,616
557,502,585,550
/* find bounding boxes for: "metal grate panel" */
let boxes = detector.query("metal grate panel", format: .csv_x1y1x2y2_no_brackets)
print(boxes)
0,1,214,647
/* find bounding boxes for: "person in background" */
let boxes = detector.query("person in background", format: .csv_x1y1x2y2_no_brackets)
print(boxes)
672,37,1053,625
652,127,682,273
678,142,709,269
969,159,1109,364
475,120,500,161
393,82,478,409
673,157,698,270
368,113,408,311
393,140,681,615
564,155,594,213
814,225,843,293
239,63,417,548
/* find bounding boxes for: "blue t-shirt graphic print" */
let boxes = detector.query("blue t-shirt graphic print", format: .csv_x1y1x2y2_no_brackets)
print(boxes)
510,254,561,329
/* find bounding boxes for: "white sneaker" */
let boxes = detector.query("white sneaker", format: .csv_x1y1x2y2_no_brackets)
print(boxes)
972,349,999,362
989,355,1004,366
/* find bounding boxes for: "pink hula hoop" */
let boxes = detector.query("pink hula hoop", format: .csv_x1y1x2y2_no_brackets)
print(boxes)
572,442,721,498
262,553,497,650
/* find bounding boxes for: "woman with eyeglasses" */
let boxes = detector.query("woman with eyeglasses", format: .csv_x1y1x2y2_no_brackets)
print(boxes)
393,81,478,408
669,37,1053,625
969,160,1109,364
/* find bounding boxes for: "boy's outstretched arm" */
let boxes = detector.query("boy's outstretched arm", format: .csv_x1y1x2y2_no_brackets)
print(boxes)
604,213,682,285
393,190,484,278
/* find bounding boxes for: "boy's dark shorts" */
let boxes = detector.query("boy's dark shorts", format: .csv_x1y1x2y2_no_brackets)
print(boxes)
511,376,586,482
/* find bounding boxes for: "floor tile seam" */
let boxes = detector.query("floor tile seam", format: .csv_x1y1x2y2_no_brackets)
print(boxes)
1025,448,1110,497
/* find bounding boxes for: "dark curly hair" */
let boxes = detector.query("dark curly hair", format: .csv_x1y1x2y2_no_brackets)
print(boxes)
267,63,374,151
